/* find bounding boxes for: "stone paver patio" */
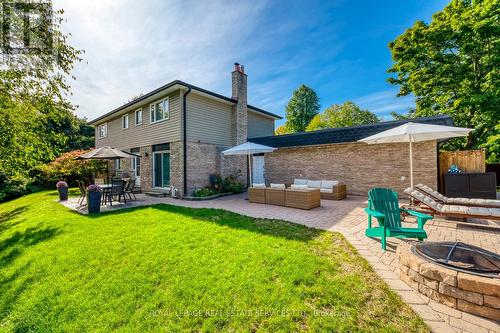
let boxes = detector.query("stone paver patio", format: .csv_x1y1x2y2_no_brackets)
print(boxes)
62,193,500,332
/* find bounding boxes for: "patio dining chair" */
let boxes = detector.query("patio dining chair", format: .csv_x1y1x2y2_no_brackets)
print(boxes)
103,179,126,206
76,180,87,206
124,177,137,201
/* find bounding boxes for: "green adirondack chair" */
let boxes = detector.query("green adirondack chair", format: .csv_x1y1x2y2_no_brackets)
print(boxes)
365,188,432,250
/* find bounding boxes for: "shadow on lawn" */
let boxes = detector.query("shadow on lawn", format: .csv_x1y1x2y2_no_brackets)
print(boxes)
0,225,61,268
0,206,28,235
86,203,324,242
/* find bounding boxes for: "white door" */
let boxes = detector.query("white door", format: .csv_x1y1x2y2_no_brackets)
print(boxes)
252,155,265,185
131,156,141,185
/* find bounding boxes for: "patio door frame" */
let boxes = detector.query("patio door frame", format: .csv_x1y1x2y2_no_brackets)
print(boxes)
152,149,170,190
131,155,141,185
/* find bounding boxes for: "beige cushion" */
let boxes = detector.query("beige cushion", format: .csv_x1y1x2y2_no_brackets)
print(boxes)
294,179,308,185
321,180,338,189
485,200,500,208
252,183,266,188
441,205,469,214
290,184,308,190
489,208,500,217
307,180,322,188
320,188,333,193
270,183,285,189
468,206,493,217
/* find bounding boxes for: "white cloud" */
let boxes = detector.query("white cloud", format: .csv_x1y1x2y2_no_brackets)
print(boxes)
54,0,271,120
354,89,414,119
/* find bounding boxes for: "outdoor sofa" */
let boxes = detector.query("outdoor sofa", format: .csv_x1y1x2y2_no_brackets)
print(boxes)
292,179,347,200
248,183,320,210
404,188,500,221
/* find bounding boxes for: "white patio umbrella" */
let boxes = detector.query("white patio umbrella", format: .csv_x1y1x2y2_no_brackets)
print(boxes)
222,142,277,186
358,122,473,189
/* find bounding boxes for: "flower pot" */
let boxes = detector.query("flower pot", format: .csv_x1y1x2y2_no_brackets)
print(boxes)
87,191,102,214
58,187,68,201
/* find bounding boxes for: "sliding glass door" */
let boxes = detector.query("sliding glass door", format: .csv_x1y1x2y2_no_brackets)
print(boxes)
153,151,170,189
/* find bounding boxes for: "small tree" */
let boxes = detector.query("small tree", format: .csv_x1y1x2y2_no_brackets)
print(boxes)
284,85,320,132
274,125,290,135
39,150,107,185
306,102,379,131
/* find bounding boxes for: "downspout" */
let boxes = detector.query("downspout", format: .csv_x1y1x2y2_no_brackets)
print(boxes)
182,87,192,197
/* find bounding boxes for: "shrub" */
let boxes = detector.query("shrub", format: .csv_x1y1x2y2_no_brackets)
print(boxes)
0,173,30,202
192,187,218,197
56,181,68,188
39,150,107,186
86,184,102,193
221,170,244,193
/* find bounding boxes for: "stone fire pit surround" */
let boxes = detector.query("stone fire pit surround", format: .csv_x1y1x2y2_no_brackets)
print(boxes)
397,241,500,321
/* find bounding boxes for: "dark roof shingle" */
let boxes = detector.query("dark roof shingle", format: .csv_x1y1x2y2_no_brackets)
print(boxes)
250,115,454,148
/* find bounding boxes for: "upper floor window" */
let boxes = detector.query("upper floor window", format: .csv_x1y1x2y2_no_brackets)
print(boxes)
122,114,129,129
135,109,143,126
150,97,169,123
99,123,108,138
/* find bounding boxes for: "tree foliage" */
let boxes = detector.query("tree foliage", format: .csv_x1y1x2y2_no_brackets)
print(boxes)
306,102,379,131
38,150,107,185
0,3,92,200
388,0,499,160
275,125,290,135
284,85,320,132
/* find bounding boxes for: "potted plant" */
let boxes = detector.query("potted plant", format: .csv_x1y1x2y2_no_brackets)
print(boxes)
56,181,68,201
86,184,102,214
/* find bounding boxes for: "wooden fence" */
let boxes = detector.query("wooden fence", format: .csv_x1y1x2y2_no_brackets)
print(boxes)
438,149,486,192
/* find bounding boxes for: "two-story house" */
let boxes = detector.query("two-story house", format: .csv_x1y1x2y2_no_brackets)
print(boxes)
89,63,282,196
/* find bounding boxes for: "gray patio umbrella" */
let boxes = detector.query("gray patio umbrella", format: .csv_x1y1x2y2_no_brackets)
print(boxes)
75,146,138,160
75,146,139,182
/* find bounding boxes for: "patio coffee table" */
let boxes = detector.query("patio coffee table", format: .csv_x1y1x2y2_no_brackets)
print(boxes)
285,188,321,210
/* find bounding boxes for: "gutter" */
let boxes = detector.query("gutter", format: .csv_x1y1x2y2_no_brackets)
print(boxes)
182,87,192,197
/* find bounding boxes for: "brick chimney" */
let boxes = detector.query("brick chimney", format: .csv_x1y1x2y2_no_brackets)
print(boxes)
231,63,248,145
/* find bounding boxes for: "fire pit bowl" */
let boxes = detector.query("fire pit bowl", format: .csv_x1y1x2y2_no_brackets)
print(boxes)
397,241,500,321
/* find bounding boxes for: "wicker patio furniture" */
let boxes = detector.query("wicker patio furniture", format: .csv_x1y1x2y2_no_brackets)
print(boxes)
285,188,321,210
292,179,347,200
248,186,266,204
265,188,285,206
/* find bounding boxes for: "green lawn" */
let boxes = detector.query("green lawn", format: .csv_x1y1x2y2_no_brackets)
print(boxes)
0,190,428,332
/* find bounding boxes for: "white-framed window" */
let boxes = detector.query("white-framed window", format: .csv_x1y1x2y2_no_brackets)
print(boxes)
99,123,108,138
135,109,143,126
122,114,129,129
150,97,169,123
114,159,121,170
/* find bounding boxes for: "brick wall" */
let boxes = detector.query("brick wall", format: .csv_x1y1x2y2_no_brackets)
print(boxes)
186,141,221,195
263,141,438,196
140,146,153,192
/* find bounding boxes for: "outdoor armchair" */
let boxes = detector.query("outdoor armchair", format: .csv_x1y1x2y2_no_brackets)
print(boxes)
365,188,431,250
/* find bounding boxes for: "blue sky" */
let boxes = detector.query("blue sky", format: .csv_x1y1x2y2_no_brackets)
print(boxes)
55,0,449,126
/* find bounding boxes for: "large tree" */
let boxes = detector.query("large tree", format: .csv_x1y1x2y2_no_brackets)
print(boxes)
284,84,320,132
0,3,90,199
388,0,499,160
306,102,379,131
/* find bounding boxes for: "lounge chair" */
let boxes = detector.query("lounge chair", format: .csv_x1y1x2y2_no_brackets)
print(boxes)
365,188,431,250
404,188,500,221
415,184,500,208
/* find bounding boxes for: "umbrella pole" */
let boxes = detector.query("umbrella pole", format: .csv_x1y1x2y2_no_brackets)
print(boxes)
409,137,414,205
248,154,252,187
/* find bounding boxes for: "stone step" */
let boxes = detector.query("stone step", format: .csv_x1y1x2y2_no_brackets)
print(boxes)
144,191,169,198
